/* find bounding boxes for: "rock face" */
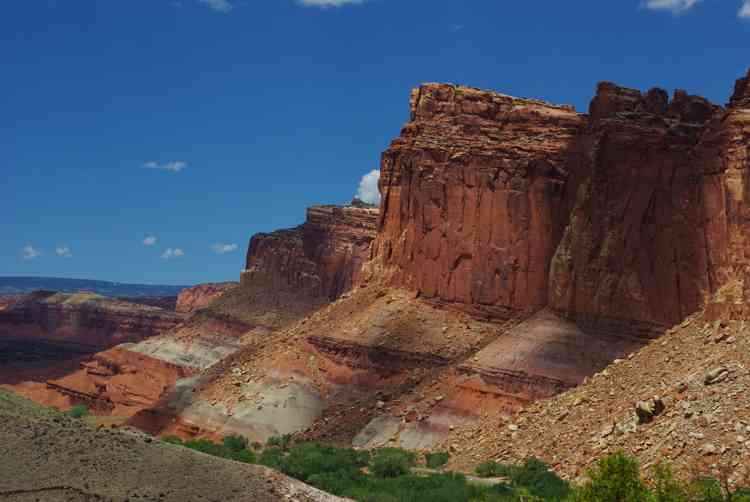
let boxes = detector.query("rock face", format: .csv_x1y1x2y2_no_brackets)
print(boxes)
0,291,184,350
373,83,584,318
176,282,239,313
242,201,379,306
373,71,750,334
549,83,721,333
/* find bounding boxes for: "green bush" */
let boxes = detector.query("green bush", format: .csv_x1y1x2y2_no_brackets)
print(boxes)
182,437,256,464
222,434,248,452
266,433,293,451
508,457,569,500
425,451,451,469
574,450,650,502
475,461,505,478
67,404,90,419
161,435,184,445
259,446,285,470
370,448,415,478
650,462,687,502
280,442,368,482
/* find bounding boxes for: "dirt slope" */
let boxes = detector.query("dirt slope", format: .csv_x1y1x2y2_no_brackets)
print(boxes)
444,283,750,484
0,389,346,502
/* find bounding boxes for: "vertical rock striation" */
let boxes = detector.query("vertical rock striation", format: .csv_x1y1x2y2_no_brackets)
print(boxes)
373,84,584,318
242,201,379,307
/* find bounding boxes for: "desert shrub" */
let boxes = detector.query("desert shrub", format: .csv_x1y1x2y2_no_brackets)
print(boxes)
573,450,650,502
183,438,256,464
508,457,570,500
280,442,368,482
686,476,726,502
650,462,688,502
370,448,415,478
67,404,90,419
266,433,293,451
475,461,506,478
222,434,248,452
425,451,451,469
259,446,285,470
161,435,184,445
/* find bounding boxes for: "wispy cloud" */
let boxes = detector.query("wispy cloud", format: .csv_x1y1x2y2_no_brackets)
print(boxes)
143,236,157,246
142,161,187,173
643,0,701,13
55,245,73,258
297,0,365,7
355,169,381,205
452,24,465,32
211,243,238,255
740,0,750,18
22,245,42,260
197,0,234,13
161,248,185,259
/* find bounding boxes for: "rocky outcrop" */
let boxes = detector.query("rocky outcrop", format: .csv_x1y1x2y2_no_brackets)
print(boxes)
0,291,184,350
373,71,750,335
176,282,238,313
242,201,378,305
549,83,721,332
372,83,585,318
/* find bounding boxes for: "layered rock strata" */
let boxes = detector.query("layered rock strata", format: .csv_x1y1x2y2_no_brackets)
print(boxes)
373,84,584,318
243,201,379,305
0,291,184,350
176,282,238,313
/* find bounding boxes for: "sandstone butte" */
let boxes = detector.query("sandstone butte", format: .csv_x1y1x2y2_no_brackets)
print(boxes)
144,68,750,453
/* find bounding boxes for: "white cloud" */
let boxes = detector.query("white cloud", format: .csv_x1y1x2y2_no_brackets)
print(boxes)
297,0,365,7
22,245,42,260
212,243,239,255
143,236,157,246
161,248,185,259
355,169,381,205
740,0,750,18
197,0,234,12
643,0,701,13
55,245,73,258
142,161,187,172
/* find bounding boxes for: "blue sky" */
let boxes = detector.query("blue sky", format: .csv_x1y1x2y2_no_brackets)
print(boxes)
2,0,748,285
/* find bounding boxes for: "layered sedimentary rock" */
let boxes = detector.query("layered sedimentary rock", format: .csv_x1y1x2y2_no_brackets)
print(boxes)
0,291,184,350
373,72,750,334
242,201,378,306
549,83,721,332
372,84,584,318
176,282,238,313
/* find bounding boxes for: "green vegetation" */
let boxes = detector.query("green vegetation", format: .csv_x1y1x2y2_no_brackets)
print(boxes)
67,404,90,419
157,434,750,502
161,434,256,464
425,451,450,469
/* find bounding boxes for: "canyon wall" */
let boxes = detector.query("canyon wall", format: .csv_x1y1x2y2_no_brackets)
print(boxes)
373,70,750,333
176,282,239,313
0,291,184,350
372,84,584,318
548,83,720,333
242,201,379,308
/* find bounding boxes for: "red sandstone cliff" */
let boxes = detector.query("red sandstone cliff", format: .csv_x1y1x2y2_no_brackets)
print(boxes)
242,201,379,306
372,71,749,334
176,282,239,313
372,84,584,318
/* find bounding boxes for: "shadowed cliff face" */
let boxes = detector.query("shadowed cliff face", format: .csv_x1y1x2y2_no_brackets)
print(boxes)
242,203,379,305
549,83,721,332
